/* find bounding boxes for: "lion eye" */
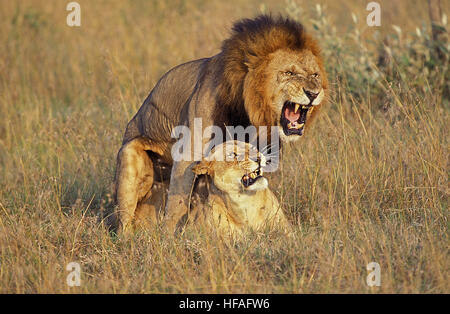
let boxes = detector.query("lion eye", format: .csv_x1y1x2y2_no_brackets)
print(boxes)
312,73,319,78
285,71,294,76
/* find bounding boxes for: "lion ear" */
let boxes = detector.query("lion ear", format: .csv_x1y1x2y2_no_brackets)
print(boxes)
192,161,213,176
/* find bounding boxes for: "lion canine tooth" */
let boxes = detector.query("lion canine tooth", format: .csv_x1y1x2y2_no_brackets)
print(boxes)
250,173,256,179
294,103,300,113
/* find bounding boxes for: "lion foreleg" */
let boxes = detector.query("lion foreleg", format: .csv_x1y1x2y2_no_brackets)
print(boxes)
164,160,196,233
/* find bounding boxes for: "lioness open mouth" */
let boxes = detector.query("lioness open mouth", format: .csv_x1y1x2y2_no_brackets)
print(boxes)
280,101,312,136
242,167,263,188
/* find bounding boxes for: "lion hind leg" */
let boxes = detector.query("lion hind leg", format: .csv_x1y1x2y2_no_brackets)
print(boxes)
115,137,156,234
134,181,168,230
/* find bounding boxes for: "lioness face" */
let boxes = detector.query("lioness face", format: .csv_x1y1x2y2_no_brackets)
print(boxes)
267,49,325,141
193,141,268,193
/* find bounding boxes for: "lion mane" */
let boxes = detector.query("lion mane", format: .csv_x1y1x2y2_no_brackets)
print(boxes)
215,15,328,129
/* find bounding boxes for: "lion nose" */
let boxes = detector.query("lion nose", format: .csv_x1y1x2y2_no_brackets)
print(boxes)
303,88,319,103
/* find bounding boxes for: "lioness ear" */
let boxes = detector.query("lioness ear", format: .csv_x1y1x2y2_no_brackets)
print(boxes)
192,161,213,176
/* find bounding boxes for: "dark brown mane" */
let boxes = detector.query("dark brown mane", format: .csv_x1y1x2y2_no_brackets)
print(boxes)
215,14,321,126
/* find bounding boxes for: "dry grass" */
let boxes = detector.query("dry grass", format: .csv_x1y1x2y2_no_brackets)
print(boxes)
0,0,448,293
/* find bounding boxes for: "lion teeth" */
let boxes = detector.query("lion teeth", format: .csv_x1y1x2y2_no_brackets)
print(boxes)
302,105,307,110
294,103,300,113
288,122,304,130
250,173,256,179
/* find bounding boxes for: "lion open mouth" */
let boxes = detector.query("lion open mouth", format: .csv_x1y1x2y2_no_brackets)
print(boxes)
241,167,263,188
280,101,311,136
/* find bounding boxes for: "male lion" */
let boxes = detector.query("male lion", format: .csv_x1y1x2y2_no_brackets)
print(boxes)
114,15,328,234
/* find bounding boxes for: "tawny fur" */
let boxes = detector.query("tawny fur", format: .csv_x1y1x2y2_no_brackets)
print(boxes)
126,141,290,237
192,141,290,237
114,15,328,234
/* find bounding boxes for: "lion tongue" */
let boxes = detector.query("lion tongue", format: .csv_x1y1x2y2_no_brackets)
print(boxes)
284,108,300,123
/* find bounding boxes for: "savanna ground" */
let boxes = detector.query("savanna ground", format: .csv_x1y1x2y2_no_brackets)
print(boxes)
0,0,448,293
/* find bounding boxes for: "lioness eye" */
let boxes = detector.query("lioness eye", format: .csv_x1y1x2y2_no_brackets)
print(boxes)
285,71,294,76
312,73,319,78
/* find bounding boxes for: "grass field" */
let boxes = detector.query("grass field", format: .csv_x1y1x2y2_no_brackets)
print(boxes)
0,0,448,293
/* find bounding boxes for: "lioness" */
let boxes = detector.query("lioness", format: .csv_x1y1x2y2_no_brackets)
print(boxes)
192,141,290,236
127,141,289,236
114,15,328,233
